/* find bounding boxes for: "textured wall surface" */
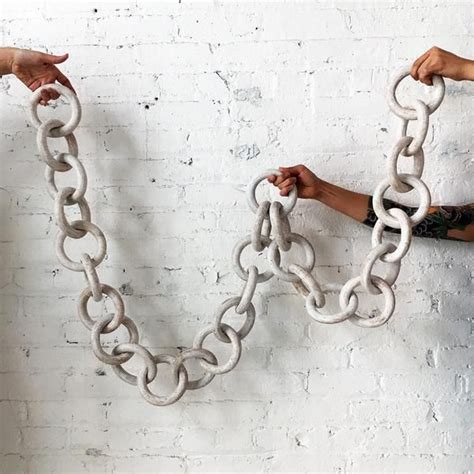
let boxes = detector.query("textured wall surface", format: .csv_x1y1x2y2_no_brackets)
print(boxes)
0,1,473,473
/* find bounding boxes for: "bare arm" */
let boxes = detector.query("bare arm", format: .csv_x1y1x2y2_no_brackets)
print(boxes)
411,46,474,84
269,165,474,243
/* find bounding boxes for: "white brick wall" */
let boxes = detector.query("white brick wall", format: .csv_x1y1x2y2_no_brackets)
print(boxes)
1,1,473,472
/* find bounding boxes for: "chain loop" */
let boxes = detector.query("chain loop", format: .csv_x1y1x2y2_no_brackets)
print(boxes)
37,119,78,171
371,209,412,263
56,221,107,271
78,283,125,333
30,83,82,137
289,263,325,308
387,66,445,120
372,175,430,228
54,187,91,239
251,201,271,252
360,242,401,295
267,233,315,283
235,265,258,314
136,354,188,406
341,276,396,328
388,137,424,193
81,253,103,302
306,289,358,324
398,99,429,157
214,296,256,343
111,343,158,385
46,153,87,203
171,348,217,391
232,235,280,283
247,169,297,216
90,314,139,365
194,324,242,375
270,201,292,252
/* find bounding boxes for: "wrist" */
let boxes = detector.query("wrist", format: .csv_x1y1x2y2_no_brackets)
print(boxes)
310,179,328,201
0,47,19,75
461,59,474,81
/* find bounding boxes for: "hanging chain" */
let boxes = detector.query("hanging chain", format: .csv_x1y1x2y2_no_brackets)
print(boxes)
27,65,444,406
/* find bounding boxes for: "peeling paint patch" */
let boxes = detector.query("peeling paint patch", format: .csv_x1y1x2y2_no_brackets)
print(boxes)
234,87,262,104
233,144,260,160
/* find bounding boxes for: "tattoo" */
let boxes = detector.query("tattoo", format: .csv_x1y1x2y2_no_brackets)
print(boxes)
364,196,474,241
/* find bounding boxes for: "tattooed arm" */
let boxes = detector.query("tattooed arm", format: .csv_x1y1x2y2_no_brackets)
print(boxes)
364,197,474,242
268,165,474,243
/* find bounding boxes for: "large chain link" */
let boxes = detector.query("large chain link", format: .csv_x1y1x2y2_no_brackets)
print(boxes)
27,67,444,406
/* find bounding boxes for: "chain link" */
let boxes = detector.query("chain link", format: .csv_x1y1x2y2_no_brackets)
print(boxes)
28,64,444,406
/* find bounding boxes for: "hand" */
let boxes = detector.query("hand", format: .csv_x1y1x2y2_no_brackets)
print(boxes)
11,48,75,105
267,165,322,199
411,46,474,85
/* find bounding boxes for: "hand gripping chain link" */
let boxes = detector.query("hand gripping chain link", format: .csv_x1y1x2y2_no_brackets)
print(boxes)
28,68,444,406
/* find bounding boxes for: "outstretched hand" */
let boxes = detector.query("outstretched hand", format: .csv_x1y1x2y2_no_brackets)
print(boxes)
267,165,321,199
11,48,74,105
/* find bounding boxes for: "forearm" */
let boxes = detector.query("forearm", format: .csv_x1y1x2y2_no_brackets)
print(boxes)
460,58,474,81
0,47,17,76
314,180,371,222
313,180,474,242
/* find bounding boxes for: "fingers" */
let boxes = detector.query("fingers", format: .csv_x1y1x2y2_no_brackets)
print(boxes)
411,50,430,80
56,70,75,93
47,88,60,101
267,170,290,186
279,177,296,196
417,64,434,85
279,164,305,175
40,88,52,106
267,164,307,189
42,52,69,64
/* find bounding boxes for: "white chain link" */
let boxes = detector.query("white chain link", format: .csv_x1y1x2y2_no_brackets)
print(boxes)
28,65,444,406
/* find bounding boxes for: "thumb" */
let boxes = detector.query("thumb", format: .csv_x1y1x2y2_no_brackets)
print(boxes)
42,52,69,64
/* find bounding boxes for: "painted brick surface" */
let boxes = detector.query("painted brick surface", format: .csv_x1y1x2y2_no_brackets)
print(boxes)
0,1,473,473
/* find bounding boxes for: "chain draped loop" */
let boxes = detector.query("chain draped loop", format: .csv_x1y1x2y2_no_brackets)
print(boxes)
137,354,188,406
54,187,91,239
78,283,125,333
194,324,242,375
360,242,401,295
214,296,256,343
110,343,158,385
247,168,297,216
80,253,103,302
371,208,412,263
387,66,445,120
46,152,88,203
37,119,79,171
398,99,429,157
388,137,425,193
28,65,444,406
90,314,139,365
267,233,315,282
289,263,325,308
252,200,271,251
270,201,292,251
341,276,396,328
172,348,217,390
373,175,431,228
56,220,107,271
232,235,280,283
30,83,82,137
235,265,258,314
306,289,359,324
